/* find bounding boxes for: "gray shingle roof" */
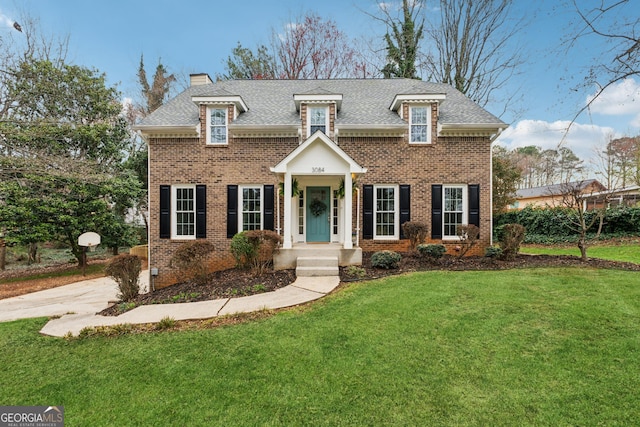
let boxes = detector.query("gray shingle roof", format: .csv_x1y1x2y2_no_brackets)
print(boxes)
516,179,604,198
139,79,505,129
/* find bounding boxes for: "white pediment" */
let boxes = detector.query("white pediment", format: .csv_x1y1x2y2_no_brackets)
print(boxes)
271,131,367,175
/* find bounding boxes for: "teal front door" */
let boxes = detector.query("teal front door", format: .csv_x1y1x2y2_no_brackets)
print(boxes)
306,186,331,242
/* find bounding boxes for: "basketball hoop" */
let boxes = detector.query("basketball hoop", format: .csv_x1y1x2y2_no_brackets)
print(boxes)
78,232,101,276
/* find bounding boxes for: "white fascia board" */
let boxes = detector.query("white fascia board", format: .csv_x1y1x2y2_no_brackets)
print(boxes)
389,93,446,111
133,125,198,137
335,123,405,131
191,95,248,113
293,93,343,111
439,123,507,137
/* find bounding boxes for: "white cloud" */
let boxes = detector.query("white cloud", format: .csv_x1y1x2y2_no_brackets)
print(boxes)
495,119,619,172
586,78,640,127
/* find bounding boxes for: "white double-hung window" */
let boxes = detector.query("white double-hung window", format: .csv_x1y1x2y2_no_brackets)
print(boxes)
409,105,430,144
173,185,195,239
374,185,398,239
443,185,467,238
207,107,228,144
240,186,262,231
308,106,328,136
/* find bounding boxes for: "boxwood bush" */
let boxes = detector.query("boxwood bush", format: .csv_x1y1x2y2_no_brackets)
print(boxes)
417,244,446,261
370,250,402,269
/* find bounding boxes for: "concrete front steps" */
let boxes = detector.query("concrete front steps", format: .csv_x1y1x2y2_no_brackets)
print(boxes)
296,256,339,277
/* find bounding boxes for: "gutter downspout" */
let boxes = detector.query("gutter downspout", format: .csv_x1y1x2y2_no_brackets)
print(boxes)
489,127,506,246
355,187,360,247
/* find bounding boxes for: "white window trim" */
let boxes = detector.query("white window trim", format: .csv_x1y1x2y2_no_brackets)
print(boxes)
206,106,228,145
409,104,432,144
239,185,263,231
171,184,196,240
373,184,399,240
442,184,468,240
307,105,329,137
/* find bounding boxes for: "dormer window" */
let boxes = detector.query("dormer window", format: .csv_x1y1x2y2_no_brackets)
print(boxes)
191,93,248,146
308,106,328,136
389,91,446,145
410,106,429,144
208,107,228,144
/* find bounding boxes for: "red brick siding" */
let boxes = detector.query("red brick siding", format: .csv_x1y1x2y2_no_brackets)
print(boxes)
149,106,491,286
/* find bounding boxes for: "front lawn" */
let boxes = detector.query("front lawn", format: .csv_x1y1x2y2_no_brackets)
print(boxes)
521,242,640,263
1,268,639,425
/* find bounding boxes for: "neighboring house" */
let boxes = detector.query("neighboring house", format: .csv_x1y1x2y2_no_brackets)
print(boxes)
583,185,640,210
136,75,506,287
510,179,607,210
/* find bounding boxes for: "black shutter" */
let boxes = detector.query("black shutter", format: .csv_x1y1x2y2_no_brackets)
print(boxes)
227,185,238,238
159,185,171,239
195,185,207,238
263,185,274,231
363,185,373,239
399,184,410,239
431,184,443,239
468,184,480,228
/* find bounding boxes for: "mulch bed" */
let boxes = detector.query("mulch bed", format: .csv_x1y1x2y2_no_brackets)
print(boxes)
98,252,640,317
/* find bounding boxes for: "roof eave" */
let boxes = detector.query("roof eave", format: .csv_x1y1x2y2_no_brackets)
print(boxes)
439,123,507,137
133,125,198,137
389,93,447,111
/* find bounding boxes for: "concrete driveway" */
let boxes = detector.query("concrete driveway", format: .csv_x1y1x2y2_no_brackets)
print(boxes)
0,272,149,323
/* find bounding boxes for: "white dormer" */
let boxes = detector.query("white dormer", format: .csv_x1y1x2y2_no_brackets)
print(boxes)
293,89,343,140
390,92,446,144
192,90,248,145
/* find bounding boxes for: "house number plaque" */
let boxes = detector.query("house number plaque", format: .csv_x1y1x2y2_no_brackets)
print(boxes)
312,167,325,173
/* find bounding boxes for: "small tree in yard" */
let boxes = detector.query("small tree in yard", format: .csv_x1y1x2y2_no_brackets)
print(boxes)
456,224,480,259
498,223,525,261
556,182,607,261
105,254,141,302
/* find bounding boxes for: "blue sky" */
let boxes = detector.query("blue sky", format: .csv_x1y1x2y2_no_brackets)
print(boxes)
1,0,639,177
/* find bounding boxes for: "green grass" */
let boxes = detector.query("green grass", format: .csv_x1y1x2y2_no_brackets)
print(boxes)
521,243,640,263
1,268,639,425
1,264,105,284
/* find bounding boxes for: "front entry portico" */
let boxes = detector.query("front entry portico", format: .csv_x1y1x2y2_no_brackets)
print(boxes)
270,131,366,269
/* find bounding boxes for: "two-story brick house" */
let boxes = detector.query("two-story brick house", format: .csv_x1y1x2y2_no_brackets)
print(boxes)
136,75,506,287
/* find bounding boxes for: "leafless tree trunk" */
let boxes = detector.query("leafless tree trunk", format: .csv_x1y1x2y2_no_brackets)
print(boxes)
556,181,608,261
420,0,526,111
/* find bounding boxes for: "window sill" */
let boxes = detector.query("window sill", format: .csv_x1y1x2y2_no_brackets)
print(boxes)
205,142,229,147
170,236,196,241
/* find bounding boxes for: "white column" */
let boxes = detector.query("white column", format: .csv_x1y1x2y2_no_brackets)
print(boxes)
283,172,292,249
343,172,353,249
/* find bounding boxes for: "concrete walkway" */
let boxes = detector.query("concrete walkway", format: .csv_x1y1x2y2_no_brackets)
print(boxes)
0,272,340,337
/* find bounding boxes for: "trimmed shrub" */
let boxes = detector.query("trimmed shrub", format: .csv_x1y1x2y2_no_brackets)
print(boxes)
417,244,446,261
485,246,503,259
231,230,282,274
402,221,428,251
498,223,526,261
371,250,402,269
105,254,141,302
170,241,215,283
230,232,254,268
245,230,282,274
